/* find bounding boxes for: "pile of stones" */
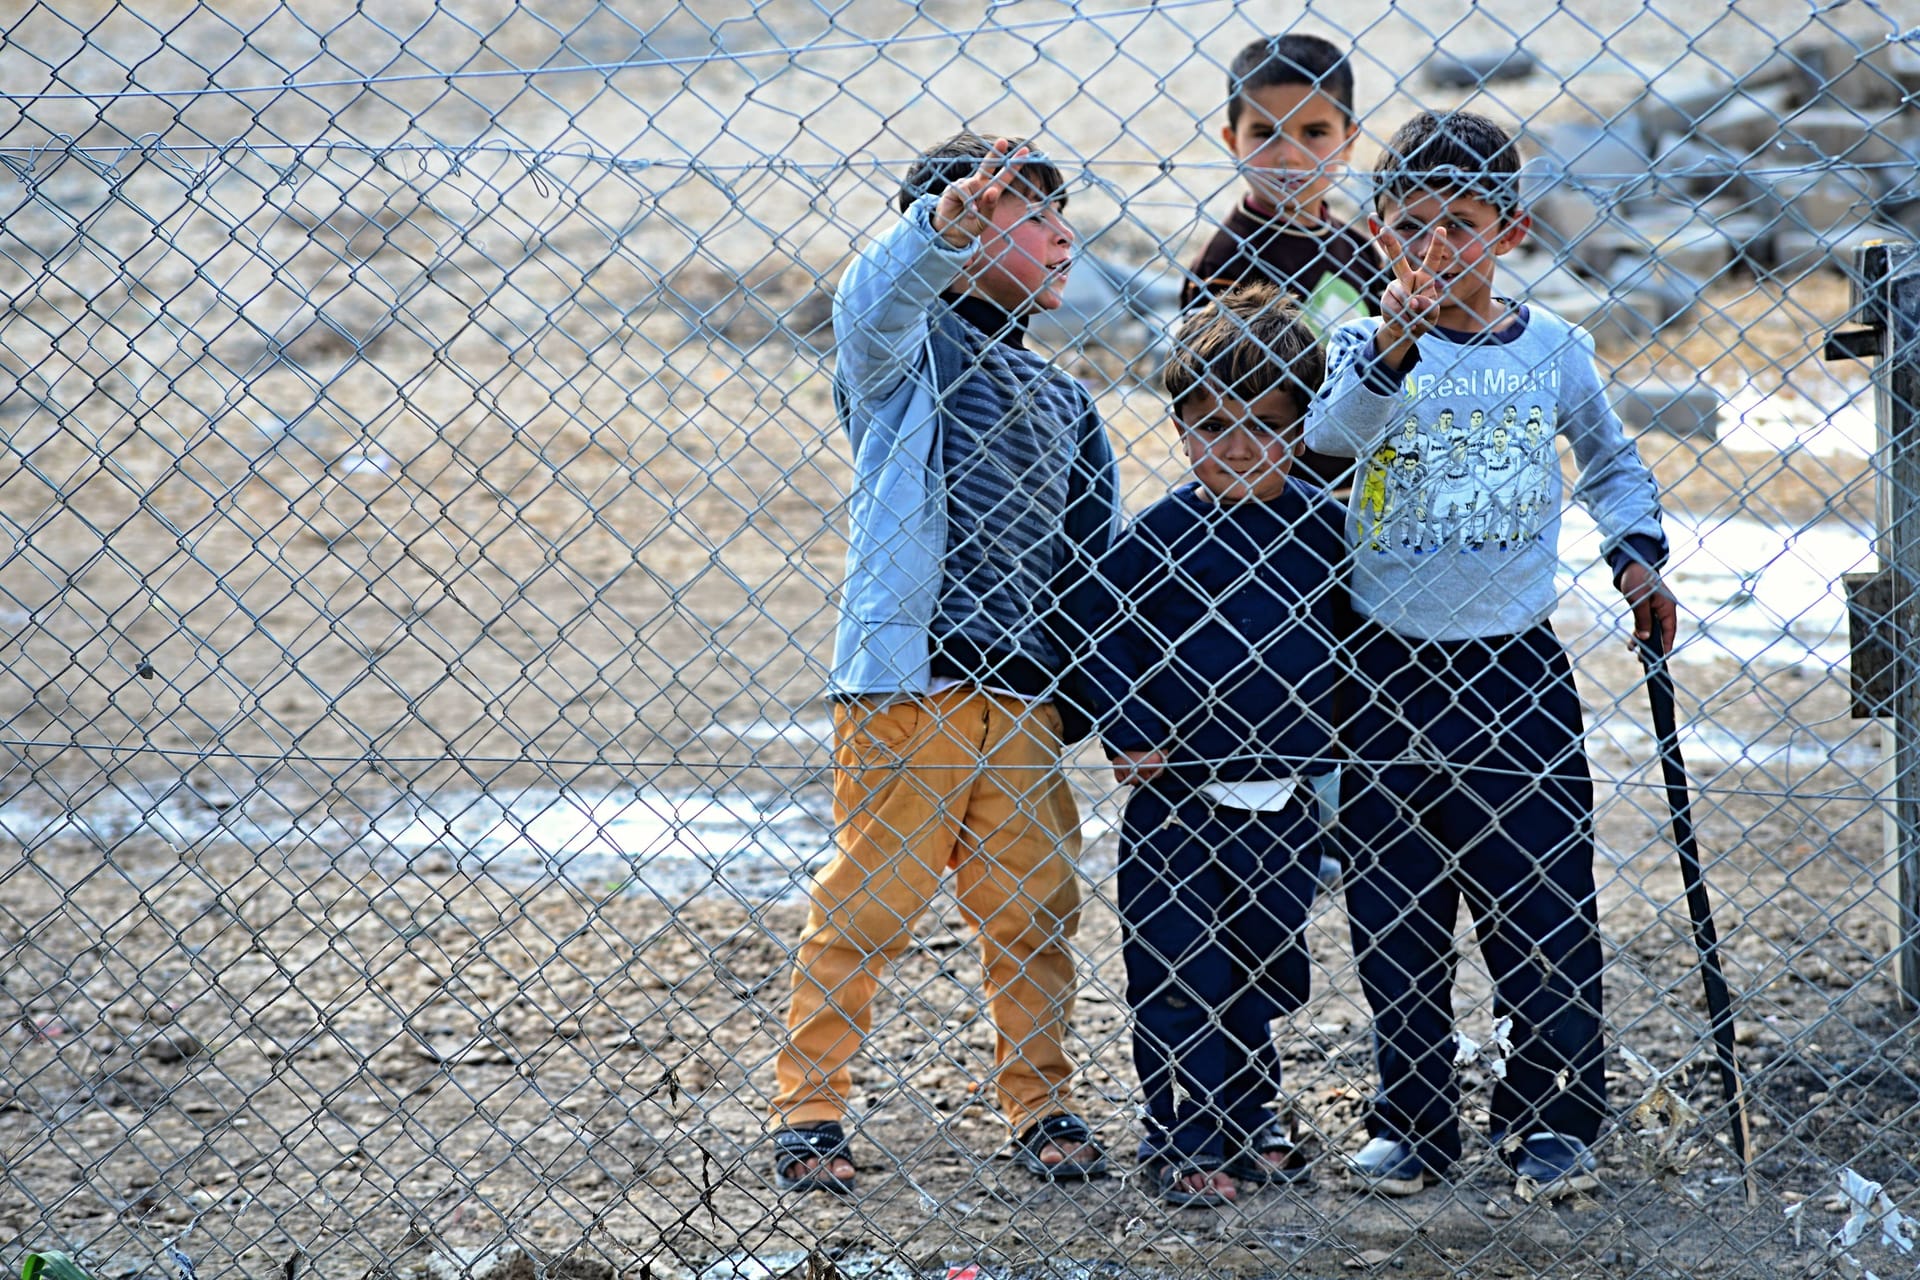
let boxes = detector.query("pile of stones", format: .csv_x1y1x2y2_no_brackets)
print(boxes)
1509,36,1920,349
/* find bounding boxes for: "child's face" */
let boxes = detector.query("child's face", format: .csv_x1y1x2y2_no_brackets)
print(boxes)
1222,84,1356,219
963,189,1074,314
1178,385,1302,503
1372,188,1529,329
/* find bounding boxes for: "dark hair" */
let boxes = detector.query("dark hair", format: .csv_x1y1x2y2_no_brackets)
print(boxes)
1164,282,1325,421
896,131,1067,214
1371,110,1521,213
1225,34,1354,129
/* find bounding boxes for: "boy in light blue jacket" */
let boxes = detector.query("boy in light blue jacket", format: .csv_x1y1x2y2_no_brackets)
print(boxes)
766,132,1121,1195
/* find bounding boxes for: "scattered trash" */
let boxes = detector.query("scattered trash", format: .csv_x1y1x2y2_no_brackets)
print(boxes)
1617,1046,1707,1193
1454,1016,1514,1079
1833,1168,1919,1256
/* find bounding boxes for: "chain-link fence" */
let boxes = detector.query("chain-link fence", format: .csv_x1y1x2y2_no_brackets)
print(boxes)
3,2,1918,1278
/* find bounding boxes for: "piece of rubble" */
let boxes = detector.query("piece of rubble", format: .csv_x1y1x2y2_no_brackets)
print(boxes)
1636,77,1744,148
1421,50,1539,89
1754,169,1880,235
1604,255,1697,330
1784,38,1909,113
1610,379,1723,441
1770,221,1910,281
1650,136,1742,202
1689,88,1799,158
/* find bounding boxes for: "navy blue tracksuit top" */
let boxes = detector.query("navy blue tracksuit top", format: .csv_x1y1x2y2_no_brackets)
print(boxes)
1078,480,1352,784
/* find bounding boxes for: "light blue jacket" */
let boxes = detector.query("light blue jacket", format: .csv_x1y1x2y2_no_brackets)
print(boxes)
827,195,1122,706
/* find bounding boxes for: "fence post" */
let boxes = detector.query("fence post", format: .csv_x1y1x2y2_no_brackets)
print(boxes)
1834,241,1920,1009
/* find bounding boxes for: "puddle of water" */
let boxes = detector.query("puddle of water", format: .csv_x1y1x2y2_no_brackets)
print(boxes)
1715,380,1876,461
1558,508,1869,673
0,772,1120,905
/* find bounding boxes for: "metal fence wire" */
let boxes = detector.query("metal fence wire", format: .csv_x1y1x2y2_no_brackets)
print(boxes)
2,2,1919,1278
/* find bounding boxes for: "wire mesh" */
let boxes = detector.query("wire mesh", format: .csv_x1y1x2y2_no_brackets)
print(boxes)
1,3,1917,1279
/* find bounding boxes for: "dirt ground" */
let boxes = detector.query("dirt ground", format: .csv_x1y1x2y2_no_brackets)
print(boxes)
3,1,1919,1278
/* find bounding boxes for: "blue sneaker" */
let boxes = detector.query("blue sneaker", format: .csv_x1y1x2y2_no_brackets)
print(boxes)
1347,1136,1427,1196
1511,1132,1600,1200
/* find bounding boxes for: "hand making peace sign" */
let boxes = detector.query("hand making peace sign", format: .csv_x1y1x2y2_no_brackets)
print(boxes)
933,138,1033,249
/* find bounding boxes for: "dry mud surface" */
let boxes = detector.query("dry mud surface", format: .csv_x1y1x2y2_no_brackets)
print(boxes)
2,1,1917,1278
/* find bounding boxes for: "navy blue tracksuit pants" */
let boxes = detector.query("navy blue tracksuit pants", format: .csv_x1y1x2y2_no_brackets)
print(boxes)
1118,783,1321,1168
1341,625,1606,1175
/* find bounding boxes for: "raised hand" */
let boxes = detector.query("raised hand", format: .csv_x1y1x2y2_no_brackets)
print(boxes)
1377,233,1445,367
933,138,1028,249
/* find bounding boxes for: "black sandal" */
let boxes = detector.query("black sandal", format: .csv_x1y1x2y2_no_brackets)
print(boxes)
1152,1159,1233,1208
1013,1112,1109,1180
1224,1115,1310,1185
771,1121,857,1194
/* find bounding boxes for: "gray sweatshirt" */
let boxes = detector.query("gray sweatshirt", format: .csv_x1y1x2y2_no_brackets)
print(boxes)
1303,306,1666,641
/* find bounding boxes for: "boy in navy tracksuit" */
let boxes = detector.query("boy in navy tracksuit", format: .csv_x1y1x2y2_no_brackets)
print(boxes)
1305,111,1679,1200
1078,283,1349,1207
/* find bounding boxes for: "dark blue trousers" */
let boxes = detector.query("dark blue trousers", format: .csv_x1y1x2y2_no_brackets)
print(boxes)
1341,626,1606,1174
1118,784,1320,1167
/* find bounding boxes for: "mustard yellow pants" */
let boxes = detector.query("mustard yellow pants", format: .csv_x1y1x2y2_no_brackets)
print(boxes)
770,686,1084,1133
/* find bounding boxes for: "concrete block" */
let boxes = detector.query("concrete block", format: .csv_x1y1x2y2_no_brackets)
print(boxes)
1553,121,1654,203
1529,186,1612,273
1496,251,1586,300
1517,259,1659,347
1790,37,1908,111
1755,168,1880,234
1636,76,1741,147
1769,219,1910,281
1890,201,1920,241
1891,42,1920,98
1610,379,1723,440
1422,49,1539,89
1690,88,1799,157
1651,136,1743,201
1604,253,1700,330
1775,106,1908,167
1646,218,1738,281
1696,199,1774,268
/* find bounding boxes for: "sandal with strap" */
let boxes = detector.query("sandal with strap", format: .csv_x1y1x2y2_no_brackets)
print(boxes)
1224,1115,1311,1185
1152,1159,1233,1208
771,1122,858,1195
1013,1112,1109,1180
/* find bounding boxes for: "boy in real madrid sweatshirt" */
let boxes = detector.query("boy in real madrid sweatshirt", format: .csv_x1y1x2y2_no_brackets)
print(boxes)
1304,110,1679,1202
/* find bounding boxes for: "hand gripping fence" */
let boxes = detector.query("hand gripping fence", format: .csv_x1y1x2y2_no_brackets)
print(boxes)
2,4,1920,1280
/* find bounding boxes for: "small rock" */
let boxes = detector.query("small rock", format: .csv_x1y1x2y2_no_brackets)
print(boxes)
141,1027,205,1064
1421,50,1538,89
427,1246,609,1280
